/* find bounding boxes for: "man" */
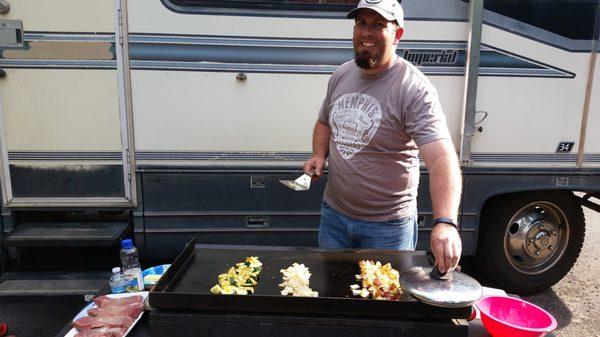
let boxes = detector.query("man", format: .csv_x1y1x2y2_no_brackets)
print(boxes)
303,0,462,273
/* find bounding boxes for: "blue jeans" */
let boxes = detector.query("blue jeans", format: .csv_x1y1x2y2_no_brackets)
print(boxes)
318,201,418,250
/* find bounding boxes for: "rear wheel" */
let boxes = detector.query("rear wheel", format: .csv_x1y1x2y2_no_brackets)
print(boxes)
476,191,585,295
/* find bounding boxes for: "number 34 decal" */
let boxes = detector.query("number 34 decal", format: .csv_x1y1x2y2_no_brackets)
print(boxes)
556,142,575,153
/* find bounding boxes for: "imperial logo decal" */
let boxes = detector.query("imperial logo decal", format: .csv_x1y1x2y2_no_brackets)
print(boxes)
394,44,574,78
403,50,458,66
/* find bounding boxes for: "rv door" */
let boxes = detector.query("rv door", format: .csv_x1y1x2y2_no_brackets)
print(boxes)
0,0,135,207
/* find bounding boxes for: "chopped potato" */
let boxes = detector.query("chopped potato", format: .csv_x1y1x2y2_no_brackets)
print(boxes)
350,260,403,300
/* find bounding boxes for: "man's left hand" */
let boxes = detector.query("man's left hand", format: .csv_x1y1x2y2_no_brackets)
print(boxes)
430,223,462,274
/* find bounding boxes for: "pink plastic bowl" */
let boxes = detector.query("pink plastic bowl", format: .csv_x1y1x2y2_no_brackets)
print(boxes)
475,296,557,337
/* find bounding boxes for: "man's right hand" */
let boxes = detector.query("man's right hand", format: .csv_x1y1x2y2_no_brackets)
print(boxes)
303,156,326,178
430,223,461,274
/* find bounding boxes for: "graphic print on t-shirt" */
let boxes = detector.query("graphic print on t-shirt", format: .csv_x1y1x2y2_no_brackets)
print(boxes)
330,93,382,159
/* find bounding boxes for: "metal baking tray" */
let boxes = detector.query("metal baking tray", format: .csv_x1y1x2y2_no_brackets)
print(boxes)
149,239,472,319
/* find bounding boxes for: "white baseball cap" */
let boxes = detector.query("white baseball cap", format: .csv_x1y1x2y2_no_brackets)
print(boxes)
347,0,405,28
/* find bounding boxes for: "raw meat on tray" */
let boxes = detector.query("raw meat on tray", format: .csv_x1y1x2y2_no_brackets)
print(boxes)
72,294,145,337
74,327,127,337
93,295,143,308
87,302,144,318
73,315,134,330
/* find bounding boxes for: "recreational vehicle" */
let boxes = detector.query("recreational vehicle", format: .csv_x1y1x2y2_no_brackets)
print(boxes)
0,0,599,296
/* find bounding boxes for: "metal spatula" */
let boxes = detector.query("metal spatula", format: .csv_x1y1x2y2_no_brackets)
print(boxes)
279,174,313,191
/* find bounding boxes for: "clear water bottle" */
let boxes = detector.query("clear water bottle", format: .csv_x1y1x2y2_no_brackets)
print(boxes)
120,239,143,292
109,267,127,294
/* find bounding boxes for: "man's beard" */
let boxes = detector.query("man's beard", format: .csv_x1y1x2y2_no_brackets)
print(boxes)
354,51,381,69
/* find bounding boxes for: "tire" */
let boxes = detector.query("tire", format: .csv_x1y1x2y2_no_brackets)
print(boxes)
476,190,585,295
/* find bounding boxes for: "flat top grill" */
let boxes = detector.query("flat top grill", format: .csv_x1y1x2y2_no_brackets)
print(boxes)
149,241,472,320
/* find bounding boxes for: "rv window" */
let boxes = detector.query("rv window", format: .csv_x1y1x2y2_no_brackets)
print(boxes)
482,0,600,40
169,0,358,11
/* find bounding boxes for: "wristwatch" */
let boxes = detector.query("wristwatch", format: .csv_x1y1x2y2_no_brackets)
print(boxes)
433,217,460,231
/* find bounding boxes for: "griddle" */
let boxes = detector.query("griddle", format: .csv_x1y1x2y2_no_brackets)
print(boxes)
149,240,472,320
150,311,469,337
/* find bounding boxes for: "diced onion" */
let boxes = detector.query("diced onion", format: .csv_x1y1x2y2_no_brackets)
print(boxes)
279,263,318,297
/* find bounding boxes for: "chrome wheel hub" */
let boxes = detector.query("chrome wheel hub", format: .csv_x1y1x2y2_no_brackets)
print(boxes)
504,201,569,275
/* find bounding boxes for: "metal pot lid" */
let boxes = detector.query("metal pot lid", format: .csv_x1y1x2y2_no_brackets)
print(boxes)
399,266,483,308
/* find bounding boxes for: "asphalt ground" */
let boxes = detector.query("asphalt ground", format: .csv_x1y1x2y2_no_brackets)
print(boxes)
522,207,600,337
459,206,600,337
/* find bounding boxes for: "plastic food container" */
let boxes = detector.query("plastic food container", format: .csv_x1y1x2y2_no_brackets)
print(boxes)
475,296,557,337
142,264,171,289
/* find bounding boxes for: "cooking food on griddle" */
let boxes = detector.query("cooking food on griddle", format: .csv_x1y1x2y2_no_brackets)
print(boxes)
279,263,318,297
350,260,403,300
210,256,262,295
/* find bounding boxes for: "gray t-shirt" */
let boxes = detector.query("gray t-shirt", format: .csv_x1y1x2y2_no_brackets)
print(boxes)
318,57,450,222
